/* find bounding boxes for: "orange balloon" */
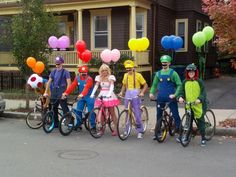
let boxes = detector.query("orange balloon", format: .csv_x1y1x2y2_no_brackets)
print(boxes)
26,57,36,68
32,61,45,74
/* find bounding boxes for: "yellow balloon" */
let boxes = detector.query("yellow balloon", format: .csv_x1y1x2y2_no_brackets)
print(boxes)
128,38,137,51
142,37,150,51
136,38,143,52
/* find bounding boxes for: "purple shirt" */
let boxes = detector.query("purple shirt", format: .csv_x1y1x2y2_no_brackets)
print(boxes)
50,68,70,88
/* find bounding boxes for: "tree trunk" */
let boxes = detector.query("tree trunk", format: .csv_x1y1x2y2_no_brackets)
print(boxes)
25,84,30,109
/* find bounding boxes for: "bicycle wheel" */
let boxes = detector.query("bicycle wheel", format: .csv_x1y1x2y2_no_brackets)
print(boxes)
180,114,192,147
108,106,119,133
117,110,132,141
26,109,43,129
43,111,55,133
59,112,75,136
204,109,216,141
140,106,149,133
168,115,176,136
83,112,90,131
88,108,106,138
154,118,167,143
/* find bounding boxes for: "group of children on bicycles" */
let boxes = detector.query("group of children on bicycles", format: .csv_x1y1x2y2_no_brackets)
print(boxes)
32,54,208,146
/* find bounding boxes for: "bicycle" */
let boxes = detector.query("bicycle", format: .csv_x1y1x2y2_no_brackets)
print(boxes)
26,95,46,129
180,101,216,147
59,97,90,136
42,99,64,133
87,96,119,138
117,96,149,141
151,100,176,143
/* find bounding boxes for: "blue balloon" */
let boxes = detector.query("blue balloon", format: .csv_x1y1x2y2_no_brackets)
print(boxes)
169,35,176,49
172,36,183,50
161,36,171,49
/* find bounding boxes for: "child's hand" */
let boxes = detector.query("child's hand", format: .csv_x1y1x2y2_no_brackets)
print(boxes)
169,94,175,99
149,94,155,100
118,92,123,97
43,93,48,97
195,99,201,104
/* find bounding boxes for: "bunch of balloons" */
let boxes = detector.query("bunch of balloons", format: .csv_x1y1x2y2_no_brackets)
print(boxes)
75,40,92,63
192,26,214,48
48,35,70,50
27,74,43,89
100,49,121,63
26,57,45,75
128,37,150,52
161,35,183,50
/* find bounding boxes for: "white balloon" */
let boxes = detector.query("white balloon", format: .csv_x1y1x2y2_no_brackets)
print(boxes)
27,74,43,89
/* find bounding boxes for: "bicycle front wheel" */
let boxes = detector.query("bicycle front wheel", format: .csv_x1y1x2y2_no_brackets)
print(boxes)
107,105,119,133
26,109,43,129
154,118,167,143
88,108,106,138
168,115,176,136
180,114,192,147
204,109,216,141
117,110,132,141
140,106,149,133
59,112,75,136
43,111,55,133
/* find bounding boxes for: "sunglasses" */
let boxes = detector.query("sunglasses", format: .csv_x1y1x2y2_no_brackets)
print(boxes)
55,63,61,65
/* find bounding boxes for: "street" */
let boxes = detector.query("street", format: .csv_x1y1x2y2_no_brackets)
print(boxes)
0,118,236,177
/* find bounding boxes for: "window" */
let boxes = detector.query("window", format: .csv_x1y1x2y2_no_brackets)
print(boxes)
175,19,188,52
196,20,202,32
90,9,111,49
136,13,144,38
0,16,12,51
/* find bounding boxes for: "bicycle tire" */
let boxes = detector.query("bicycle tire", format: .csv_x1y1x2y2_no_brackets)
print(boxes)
204,109,216,141
107,105,119,133
88,107,106,138
59,112,75,136
117,110,132,141
154,118,167,143
26,109,43,129
43,111,55,133
180,114,192,147
168,115,176,136
140,106,149,133
83,112,90,131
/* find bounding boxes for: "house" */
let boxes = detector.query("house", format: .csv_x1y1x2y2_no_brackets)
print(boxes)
0,0,216,90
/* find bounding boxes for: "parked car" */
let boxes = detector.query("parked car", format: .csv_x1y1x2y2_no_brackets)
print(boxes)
0,93,6,116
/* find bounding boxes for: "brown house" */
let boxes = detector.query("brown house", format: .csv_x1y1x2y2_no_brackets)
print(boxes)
0,0,216,89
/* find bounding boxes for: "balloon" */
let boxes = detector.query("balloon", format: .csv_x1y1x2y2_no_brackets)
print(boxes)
27,74,43,89
58,35,70,49
111,49,120,62
100,49,112,63
81,50,92,63
202,26,214,41
48,36,58,48
192,32,206,47
33,61,45,74
141,37,150,51
77,52,83,60
135,38,143,51
161,36,171,49
128,38,137,51
75,40,86,53
172,36,183,50
26,57,36,68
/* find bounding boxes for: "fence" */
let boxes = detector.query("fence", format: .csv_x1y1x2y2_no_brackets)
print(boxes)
0,71,25,91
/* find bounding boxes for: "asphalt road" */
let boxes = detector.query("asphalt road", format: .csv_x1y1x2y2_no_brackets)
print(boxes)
0,118,236,177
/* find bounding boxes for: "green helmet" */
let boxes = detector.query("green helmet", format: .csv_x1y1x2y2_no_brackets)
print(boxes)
186,63,197,71
160,55,172,63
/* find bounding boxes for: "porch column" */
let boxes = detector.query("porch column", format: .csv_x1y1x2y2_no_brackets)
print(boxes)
130,5,136,39
77,9,83,40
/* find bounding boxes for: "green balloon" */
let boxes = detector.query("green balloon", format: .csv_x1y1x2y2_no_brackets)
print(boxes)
192,32,206,47
203,26,214,41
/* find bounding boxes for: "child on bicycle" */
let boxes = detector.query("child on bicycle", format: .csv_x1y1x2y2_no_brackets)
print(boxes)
90,63,120,136
119,60,148,139
149,55,182,141
177,63,207,146
62,65,95,130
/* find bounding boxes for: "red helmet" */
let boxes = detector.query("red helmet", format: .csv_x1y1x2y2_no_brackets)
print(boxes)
78,65,89,73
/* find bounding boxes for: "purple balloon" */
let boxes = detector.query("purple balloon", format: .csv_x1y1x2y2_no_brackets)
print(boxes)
48,36,58,49
58,36,70,49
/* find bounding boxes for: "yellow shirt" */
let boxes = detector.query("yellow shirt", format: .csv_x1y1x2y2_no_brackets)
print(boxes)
122,72,146,90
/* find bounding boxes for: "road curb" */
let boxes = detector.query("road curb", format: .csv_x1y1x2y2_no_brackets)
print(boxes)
2,111,236,136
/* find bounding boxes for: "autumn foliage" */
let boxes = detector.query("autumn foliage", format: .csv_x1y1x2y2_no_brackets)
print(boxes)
202,0,236,54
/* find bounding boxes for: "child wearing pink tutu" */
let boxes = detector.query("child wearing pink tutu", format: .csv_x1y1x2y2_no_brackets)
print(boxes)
90,63,120,136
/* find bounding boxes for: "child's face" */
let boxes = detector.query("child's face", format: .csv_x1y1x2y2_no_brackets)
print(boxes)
188,70,195,78
101,69,108,77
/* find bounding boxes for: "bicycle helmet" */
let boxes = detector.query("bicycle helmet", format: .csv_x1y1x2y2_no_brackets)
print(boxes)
186,63,197,71
160,55,172,63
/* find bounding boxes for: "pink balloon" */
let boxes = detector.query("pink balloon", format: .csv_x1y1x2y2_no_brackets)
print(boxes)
111,49,120,62
100,49,112,63
58,36,70,49
48,36,58,48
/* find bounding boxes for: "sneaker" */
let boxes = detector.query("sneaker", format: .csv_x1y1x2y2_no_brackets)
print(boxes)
175,134,181,143
90,127,97,134
111,131,118,136
137,133,143,139
152,136,157,140
201,140,206,147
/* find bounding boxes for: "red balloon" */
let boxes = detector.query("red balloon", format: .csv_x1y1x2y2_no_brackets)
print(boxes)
77,52,83,60
75,40,86,53
81,50,92,63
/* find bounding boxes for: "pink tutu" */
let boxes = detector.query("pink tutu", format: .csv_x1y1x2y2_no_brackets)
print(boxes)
95,98,120,108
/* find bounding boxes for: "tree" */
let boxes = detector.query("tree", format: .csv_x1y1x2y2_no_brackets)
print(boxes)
10,0,58,108
202,0,236,54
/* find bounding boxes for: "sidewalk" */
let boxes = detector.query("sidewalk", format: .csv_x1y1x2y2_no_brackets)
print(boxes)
2,99,236,136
